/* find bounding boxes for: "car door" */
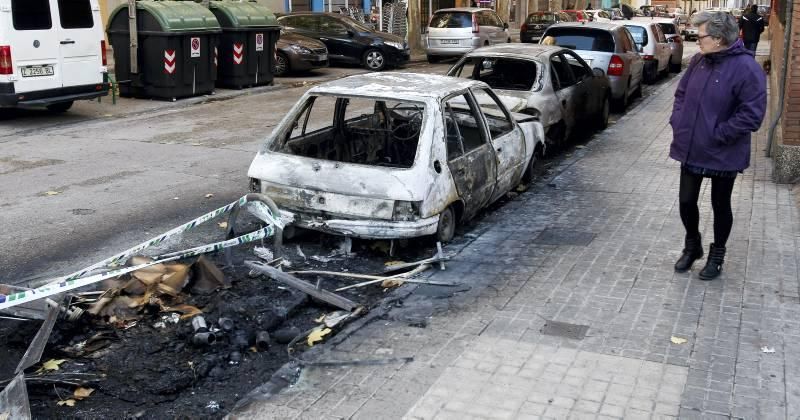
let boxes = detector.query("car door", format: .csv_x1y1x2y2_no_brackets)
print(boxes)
54,0,102,87
620,28,644,89
318,16,356,63
470,88,526,200
8,0,62,93
548,53,579,143
443,93,497,218
562,50,595,121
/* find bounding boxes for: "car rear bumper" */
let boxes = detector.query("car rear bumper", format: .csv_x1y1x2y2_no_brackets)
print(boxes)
607,75,628,99
0,82,109,107
520,32,544,43
425,37,481,56
281,209,439,239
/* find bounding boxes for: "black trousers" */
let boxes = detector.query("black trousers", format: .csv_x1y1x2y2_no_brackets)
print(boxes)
678,168,737,246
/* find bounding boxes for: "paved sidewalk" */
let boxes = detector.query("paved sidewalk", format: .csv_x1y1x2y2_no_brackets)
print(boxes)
231,72,800,419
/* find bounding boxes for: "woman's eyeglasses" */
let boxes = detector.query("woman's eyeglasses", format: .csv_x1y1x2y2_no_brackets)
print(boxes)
697,34,712,40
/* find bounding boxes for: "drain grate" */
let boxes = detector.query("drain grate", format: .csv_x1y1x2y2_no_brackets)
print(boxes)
541,320,589,340
533,228,595,246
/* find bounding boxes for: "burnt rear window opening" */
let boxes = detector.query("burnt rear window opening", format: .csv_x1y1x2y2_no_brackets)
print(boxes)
542,28,615,52
429,12,472,28
273,95,424,169
451,57,537,91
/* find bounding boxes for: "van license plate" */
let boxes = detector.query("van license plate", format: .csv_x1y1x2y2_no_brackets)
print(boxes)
21,66,54,78
439,39,459,45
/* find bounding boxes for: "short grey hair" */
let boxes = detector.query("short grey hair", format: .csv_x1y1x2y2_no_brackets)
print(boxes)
691,11,739,45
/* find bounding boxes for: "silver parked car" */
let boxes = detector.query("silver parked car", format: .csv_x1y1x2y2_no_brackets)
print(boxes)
247,73,545,242
651,18,684,72
541,22,644,111
425,8,512,63
447,44,611,148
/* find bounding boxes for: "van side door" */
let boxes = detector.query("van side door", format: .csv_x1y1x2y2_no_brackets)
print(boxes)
7,0,62,93
54,0,103,87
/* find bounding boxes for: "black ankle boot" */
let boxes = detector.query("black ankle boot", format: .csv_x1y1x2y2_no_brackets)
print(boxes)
675,234,703,273
699,243,726,280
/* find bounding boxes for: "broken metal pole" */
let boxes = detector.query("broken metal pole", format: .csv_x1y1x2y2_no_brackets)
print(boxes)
382,254,450,274
15,299,60,374
335,264,431,292
127,0,138,74
245,261,360,312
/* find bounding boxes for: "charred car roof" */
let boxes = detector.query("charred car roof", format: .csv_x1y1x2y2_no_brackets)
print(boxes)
461,43,564,59
309,72,488,101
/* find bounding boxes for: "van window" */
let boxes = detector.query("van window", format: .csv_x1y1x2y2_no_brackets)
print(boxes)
429,12,472,28
58,0,94,29
542,28,615,52
12,0,53,31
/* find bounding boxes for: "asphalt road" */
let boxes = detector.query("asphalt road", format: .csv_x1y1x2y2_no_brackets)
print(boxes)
0,48,693,286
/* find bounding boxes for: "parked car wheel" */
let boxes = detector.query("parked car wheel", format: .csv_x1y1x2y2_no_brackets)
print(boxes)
363,49,386,71
436,206,456,243
46,101,73,113
274,52,290,76
427,54,441,64
521,145,544,185
507,37,512,43
597,95,610,130
669,61,681,73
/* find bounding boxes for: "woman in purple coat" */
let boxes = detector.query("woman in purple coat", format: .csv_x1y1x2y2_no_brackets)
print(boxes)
670,11,766,280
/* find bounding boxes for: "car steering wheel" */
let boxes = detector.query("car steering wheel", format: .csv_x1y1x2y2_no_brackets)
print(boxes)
390,103,424,141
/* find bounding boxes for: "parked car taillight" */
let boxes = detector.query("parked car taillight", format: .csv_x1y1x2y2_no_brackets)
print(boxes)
0,46,12,75
101,40,107,66
472,13,479,33
607,54,624,76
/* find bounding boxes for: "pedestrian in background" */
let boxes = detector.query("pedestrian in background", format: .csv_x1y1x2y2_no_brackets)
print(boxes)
669,11,766,280
739,4,765,52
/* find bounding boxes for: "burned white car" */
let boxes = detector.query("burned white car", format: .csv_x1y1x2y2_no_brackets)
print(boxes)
247,73,545,242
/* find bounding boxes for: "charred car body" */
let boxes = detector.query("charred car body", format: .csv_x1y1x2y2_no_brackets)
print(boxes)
247,73,545,242
447,44,611,147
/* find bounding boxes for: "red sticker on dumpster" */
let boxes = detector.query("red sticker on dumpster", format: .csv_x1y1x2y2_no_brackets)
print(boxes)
256,33,264,52
191,37,201,58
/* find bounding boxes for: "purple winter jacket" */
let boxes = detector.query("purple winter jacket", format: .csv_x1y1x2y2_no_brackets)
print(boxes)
669,39,766,172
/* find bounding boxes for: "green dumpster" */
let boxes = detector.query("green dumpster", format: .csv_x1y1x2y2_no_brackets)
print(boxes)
208,0,281,89
107,1,222,100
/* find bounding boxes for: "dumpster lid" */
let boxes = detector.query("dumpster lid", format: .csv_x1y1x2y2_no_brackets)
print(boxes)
109,1,221,33
208,0,279,28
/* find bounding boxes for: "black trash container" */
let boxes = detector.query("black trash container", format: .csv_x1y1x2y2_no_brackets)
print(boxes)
107,1,222,100
209,1,280,89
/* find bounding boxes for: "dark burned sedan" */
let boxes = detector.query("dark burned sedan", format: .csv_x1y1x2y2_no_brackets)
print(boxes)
278,12,410,71
274,30,329,76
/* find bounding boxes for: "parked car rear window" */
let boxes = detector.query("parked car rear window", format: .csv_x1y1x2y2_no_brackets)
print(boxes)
429,12,472,28
58,0,94,29
657,23,677,35
625,25,649,46
11,0,52,30
451,57,537,91
526,13,556,23
542,28,615,52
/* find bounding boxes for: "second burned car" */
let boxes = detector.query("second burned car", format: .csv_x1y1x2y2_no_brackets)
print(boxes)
447,44,611,148
247,73,545,242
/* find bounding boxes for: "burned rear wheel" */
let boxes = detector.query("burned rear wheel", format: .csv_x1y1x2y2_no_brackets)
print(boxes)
521,145,544,185
436,206,456,243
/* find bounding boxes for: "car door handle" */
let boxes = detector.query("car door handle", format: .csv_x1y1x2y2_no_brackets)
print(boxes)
60,40,75,44
319,37,328,41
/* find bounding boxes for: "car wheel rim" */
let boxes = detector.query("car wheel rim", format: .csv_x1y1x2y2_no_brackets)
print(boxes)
275,56,287,75
367,51,383,69
438,208,455,242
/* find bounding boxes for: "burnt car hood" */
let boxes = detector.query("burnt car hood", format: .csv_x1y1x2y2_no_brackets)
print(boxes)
278,31,326,50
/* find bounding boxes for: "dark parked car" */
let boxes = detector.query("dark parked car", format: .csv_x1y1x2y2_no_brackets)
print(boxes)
274,30,329,76
277,12,410,71
520,11,574,43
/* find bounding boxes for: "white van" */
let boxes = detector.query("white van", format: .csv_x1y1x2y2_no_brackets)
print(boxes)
0,0,108,112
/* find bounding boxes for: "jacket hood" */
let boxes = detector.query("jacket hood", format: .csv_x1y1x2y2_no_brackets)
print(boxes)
704,39,752,63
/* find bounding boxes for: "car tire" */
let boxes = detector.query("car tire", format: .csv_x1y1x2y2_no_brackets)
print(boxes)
46,101,73,113
669,61,681,73
507,38,512,43
427,54,441,64
597,95,610,130
521,144,544,185
436,206,456,243
363,49,386,71
274,52,290,77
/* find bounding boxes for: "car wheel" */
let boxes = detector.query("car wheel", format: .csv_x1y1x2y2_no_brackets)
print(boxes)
597,95,610,130
46,101,73,113
507,38,512,43
521,144,544,185
484,40,490,46
669,61,681,73
274,52,290,76
427,54,441,64
436,206,456,243
363,49,386,71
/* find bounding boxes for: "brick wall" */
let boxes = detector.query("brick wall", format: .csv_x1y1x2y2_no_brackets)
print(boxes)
772,0,800,147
